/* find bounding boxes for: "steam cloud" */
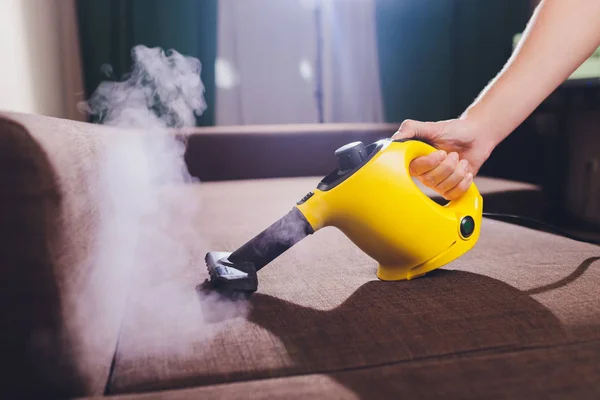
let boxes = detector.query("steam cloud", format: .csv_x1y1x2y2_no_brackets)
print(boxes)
86,45,206,130
83,45,248,359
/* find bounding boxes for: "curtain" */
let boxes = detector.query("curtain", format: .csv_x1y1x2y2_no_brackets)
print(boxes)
73,0,531,128
215,0,384,125
75,0,217,126
320,0,384,123
375,0,456,123
453,0,532,114
374,0,531,123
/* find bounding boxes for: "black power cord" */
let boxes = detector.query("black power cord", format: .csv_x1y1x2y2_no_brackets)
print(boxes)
482,212,600,246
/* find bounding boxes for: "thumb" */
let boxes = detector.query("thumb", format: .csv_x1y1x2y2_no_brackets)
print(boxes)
392,119,436,141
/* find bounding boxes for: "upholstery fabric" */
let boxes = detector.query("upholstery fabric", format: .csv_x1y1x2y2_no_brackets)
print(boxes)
84,341,600,399
108,176,600,396
0,111,135,398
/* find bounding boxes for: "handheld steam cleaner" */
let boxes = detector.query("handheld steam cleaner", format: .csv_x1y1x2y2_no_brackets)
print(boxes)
205,139,483,293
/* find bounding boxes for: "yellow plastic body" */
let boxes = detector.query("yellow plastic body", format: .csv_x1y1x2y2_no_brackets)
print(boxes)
296,139,483,281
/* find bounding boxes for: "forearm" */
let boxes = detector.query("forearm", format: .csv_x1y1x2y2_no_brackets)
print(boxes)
462,0,600,148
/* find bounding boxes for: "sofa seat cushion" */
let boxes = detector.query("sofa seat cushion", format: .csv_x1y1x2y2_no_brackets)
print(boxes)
107,176,600,396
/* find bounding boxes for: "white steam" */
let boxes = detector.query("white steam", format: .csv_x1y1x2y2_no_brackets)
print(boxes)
83,45,248,358
86,45,206,130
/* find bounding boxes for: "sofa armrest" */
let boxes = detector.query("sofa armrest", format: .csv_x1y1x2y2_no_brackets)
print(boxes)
0,111,133,398
181,123,399,181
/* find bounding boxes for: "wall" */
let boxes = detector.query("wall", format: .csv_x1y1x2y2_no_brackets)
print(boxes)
0,0,84,120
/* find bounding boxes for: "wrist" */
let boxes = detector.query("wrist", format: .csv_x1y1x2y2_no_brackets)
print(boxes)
460,103,510,153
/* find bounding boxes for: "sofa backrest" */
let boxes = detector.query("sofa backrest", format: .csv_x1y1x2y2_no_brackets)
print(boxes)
181,123,399,181
0,111,135,398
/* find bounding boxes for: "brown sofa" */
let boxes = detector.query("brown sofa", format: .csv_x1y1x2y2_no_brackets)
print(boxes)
1,111,599,399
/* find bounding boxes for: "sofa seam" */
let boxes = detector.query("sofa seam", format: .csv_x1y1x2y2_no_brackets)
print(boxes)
102,255,147,396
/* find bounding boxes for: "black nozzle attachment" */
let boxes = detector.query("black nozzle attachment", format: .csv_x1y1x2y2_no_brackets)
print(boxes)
205,252,258,293
228,207,314,270
205,207,314,293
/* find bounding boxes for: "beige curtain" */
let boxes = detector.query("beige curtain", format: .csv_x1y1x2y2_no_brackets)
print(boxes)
215,0,384,125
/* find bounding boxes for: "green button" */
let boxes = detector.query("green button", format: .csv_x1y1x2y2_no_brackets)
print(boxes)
460,216,475,238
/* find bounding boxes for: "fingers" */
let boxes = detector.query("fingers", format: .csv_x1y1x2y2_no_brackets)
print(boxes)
418,152,460,187
411,152,474,200
435,159,469,194
409,150,447,175
443,172,473,200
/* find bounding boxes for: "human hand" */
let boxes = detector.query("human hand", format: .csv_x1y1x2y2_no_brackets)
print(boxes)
392,118,495,200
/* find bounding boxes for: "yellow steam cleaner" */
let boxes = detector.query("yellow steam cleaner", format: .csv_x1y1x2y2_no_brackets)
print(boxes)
205,138,483,293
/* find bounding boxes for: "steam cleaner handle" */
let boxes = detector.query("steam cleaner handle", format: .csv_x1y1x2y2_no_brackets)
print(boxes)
398,138,481,208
